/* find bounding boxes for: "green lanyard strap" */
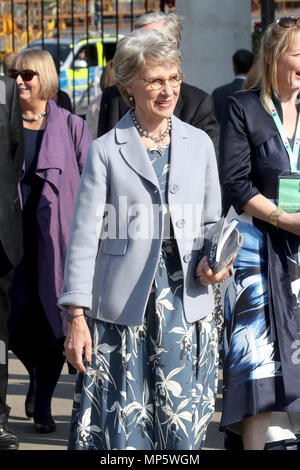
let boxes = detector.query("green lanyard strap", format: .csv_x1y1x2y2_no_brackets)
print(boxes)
270,99,300,173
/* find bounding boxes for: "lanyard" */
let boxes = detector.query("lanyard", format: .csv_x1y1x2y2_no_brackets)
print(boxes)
270,99,300,172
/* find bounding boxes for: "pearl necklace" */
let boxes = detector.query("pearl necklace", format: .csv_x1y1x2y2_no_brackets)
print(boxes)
131,110,171,156
22,111,47,121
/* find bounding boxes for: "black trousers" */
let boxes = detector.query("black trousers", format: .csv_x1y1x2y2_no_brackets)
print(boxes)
9,296,65,418
0,243,14,414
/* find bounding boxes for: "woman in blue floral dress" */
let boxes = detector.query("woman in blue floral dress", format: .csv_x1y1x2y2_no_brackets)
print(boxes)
58,29,233,450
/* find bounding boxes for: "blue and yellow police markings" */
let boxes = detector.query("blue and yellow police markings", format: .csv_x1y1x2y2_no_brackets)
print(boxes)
59,70,68,89
60,66,103,97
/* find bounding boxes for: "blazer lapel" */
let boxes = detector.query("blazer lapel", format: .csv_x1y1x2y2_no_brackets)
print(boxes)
168,115,188,186
116,112,160,189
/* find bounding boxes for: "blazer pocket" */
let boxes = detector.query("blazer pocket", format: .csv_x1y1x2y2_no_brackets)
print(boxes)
102,238,128,255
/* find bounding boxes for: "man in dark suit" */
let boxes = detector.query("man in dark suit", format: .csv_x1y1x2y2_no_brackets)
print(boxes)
0,76,24,450
212,49,254,123
97,12,220,154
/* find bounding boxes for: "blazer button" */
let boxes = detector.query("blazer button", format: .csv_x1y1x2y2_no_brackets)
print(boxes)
176,219,185,228
170,184,178,194
183,254,192,263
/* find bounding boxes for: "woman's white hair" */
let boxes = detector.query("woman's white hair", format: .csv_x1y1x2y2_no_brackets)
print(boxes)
113,29,182,107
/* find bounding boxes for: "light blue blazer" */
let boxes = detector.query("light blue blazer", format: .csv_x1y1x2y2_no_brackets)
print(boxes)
58,111,222,325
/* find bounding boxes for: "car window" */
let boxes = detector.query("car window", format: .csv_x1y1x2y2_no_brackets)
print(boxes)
103,42,117,62
74,44,98,67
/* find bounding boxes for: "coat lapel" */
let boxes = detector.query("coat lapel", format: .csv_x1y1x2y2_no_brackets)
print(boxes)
116,112,160,189
117,112,188,190
168,115,188,186
35,100,66,208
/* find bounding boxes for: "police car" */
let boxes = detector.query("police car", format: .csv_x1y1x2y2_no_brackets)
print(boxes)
27,35,121,115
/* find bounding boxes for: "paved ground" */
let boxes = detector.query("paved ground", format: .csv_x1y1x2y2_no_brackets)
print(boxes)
7,352,224,451
7,353,75,450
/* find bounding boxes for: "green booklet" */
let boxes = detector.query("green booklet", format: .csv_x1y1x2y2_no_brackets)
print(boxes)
278,173,300,213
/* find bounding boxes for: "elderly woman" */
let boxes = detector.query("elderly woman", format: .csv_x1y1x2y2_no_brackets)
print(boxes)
58,29,232,451
7,49,91,433
219,17,300,450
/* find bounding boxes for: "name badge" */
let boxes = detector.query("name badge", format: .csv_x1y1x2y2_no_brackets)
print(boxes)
278,171,300,213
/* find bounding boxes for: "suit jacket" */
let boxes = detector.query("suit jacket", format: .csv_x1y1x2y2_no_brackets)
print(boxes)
0,77,24,266
97,82,220,154
58,111,221,326
212,77,245,123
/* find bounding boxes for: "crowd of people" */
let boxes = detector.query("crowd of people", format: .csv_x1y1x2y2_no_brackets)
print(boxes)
1,10,300,452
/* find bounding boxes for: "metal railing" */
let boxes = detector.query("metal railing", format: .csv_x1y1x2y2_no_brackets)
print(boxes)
0,0,175,114
0,1,175,55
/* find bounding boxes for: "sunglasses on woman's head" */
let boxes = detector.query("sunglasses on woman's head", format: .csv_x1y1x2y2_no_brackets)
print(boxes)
276,16,300,28
8,69,38,81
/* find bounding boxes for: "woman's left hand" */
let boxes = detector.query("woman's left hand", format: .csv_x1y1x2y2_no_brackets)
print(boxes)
195,255,236,285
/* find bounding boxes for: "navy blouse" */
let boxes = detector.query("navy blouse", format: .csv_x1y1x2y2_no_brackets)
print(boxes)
22,128,44,207
20,128,44,293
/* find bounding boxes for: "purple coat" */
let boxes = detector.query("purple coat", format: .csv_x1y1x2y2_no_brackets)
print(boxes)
10,99,92,339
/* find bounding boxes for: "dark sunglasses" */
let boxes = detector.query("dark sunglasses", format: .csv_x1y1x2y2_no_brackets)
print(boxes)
8,69,38,81
276,16,300,28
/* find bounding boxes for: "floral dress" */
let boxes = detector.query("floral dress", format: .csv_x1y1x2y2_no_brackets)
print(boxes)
221,212,300,430
68,146,219,450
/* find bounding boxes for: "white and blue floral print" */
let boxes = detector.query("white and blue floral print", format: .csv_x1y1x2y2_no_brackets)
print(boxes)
67,146,219,450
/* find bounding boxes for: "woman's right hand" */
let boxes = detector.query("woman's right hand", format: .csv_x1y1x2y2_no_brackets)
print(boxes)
64,307,92,373
278,211,300,237
243,195,300,237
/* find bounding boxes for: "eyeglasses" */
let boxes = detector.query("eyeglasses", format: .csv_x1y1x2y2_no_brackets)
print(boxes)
140,73,183,90
276,16,300,28
8,69,39,81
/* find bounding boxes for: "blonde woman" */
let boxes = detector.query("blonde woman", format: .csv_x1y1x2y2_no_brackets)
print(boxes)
7,49,91,433
219,17,300,450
